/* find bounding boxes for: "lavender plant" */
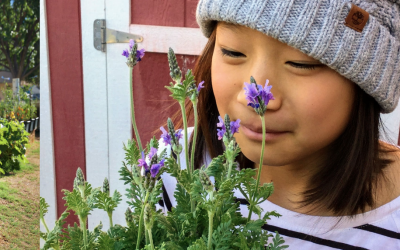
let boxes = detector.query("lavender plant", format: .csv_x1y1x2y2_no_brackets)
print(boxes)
40,41,288,250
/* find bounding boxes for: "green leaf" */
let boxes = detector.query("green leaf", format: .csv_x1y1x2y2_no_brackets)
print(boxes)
149,178,163,205
266,232,289,250
211,220,233,250
123,138,141,165
40,197,49,219
244,219,264,232
148,135,159,151
262,211,281,221
95,190,122,214
205,154,226,189
256,182,274,204
97,232,115,250
62,183,100,220
41,210,70,250
187,238,207,250
173,183,191,215
119,162,134,185
125,182,144,217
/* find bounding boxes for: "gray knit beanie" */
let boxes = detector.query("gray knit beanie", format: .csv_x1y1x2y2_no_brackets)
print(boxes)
196,0,400,113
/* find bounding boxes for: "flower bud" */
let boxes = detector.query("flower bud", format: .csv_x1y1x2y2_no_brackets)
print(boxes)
144,203,153,229
187,82,197,98
190,92,197,103
168,48,182,83
73,177,78,190
225,140,237,162
148,178,156,193
167,118,176,144
143,173,150,190
199,170,214,193
125,207,133,224
224,114,231,139
126,42,138,67
75,168,85,188
102,177,110,196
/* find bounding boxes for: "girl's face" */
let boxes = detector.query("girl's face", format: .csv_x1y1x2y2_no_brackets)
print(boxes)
211,22,355,168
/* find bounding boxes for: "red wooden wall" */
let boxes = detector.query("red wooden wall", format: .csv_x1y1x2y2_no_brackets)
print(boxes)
131,0,200,145
46,0,85,226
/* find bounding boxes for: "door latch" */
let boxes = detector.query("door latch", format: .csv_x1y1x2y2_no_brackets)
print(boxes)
93,19,143,52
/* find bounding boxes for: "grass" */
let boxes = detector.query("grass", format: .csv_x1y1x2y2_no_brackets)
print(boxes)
0,138,40,249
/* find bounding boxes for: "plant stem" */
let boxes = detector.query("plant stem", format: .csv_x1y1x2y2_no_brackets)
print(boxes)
136,192,150,250
148,229,154,250
247,116,265,221
79,215,88,248
180,101,196,215
129,67,143,153
177,153,181,171
190,102,198,174
207,211,214,250
179,102,190,177
40,217,49,233
207,191,214,250
227,160,233,180
145,229,149,246
108,212,113,228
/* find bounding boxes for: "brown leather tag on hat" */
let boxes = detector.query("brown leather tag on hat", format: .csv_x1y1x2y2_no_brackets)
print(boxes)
344,3,369,32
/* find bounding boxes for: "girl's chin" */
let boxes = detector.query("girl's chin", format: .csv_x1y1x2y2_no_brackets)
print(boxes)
240,147,292,167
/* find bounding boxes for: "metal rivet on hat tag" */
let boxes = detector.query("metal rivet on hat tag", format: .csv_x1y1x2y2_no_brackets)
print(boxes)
344,3,369,32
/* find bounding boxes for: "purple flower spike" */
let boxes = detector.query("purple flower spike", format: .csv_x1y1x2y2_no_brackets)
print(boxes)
150,159,165,178
129,39,135,50
123,39,145,67
230,119,241,134
217,116,226,140
260,80,275,105
243,78,274,116
148,147,157,160
160,126,172,146
136,48,145,62
217,116,224,128
138,151,149,171
150,164,162,178
244,82,259,107
175,129,183,140
197,81,205,93
122,49,129,58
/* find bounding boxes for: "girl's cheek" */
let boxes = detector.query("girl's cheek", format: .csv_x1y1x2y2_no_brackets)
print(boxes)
211,57,238,112
293,78,354,147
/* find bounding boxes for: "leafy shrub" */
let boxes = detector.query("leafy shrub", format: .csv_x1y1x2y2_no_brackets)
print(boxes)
0,118,29,174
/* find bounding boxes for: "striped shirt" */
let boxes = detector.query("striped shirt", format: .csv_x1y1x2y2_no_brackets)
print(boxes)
159,128,400,249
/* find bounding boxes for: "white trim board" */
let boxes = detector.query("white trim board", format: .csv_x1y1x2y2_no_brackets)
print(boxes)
80,0,110,230
104,0,132,228
129,24,208,55
40,0,56,244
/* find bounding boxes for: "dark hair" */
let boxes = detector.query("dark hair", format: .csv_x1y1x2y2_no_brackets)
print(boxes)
181,27,398,217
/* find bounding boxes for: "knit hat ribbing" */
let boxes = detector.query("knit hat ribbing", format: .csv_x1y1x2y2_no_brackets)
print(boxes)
196,0,400,113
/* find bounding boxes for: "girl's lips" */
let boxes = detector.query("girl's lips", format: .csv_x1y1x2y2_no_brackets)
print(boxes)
241,124,287,141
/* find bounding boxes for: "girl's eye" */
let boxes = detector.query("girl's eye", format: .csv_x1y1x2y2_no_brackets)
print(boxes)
287,61,320,70
220,48,245,58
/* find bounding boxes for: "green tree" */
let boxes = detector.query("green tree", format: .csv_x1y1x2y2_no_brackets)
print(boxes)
0,0,39,81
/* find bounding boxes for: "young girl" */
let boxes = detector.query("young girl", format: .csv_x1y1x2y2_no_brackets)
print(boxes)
160,0,400,248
